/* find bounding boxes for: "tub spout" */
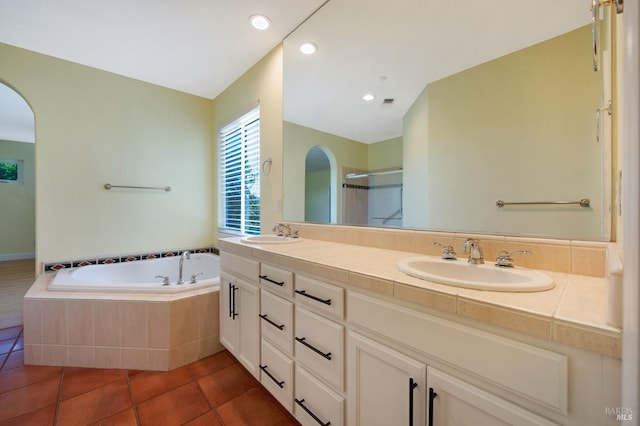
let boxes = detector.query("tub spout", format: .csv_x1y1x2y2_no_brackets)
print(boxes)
177,251,191,284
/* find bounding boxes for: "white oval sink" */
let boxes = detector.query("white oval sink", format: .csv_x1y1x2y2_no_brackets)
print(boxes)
241,235,303,244
396,256,554,292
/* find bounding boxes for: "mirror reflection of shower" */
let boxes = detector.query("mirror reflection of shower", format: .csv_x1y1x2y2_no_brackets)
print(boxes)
304,146,332,223
343,168,403,227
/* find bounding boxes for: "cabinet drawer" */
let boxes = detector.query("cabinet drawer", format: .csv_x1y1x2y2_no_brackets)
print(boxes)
260,289,294,354
295,274,344,319
220,252,259,283
259,263,294,297
295,366,344,426
260,339,294,413
295,307,344,390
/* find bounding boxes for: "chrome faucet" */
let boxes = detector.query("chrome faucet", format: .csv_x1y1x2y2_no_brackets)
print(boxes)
272,223,292,237
177,250,191,284
496,250,531,267
462,238,484,264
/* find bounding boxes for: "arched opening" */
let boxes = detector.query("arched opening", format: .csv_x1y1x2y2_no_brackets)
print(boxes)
304,146,336,223
0,82,35,260
0,81,36,329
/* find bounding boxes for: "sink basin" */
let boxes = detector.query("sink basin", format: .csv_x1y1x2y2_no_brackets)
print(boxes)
241,235,303,244
396,256,554,292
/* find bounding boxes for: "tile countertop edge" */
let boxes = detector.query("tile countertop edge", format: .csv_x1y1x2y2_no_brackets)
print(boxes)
219,237,621,359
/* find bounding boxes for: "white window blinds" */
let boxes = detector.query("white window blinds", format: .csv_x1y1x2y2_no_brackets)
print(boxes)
219,107,261,235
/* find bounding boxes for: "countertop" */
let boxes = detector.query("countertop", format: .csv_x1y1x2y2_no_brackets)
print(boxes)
220,236,621,359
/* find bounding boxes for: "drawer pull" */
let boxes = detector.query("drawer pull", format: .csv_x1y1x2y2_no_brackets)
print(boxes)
260,364,285,388
259,314,285,330
295,337,332,360
295,398,331,426
259,274,285,287
295,289,332,305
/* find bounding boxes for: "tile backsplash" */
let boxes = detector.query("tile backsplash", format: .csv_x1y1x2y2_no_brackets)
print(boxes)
42,246,219,273
283,223,611,278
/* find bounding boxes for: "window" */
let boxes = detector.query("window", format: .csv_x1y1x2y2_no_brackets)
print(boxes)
218,106,261,235
0,158,24,185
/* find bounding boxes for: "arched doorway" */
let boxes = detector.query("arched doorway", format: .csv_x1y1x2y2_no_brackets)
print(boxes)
0,82,35,329
0,82,35,261
304,146,335,223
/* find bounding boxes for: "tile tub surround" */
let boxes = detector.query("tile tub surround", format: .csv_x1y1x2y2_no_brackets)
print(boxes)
219,235,621,359
22,274,223,371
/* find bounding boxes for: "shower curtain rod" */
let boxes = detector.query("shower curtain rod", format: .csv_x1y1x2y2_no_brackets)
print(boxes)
344,169,403,179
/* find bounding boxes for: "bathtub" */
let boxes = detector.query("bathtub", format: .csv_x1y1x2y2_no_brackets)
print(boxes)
48,252,220,293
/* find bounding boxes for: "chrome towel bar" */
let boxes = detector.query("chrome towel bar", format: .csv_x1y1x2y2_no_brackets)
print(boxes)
496,199,590,208
104,183,172,192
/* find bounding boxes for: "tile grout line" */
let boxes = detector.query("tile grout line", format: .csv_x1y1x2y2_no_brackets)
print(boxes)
53,366,66,425
188,361,227,425
125,370,142,426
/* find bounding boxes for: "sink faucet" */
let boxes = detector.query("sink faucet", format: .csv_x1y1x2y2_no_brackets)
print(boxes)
272,223,292,237
177,250,191,284
462,238,484,264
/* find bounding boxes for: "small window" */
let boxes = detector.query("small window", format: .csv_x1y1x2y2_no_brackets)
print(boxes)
218,106,261,235
0,158,24,185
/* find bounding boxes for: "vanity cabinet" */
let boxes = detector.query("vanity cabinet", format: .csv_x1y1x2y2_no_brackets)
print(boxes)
221,246,619,426
219,253,260,378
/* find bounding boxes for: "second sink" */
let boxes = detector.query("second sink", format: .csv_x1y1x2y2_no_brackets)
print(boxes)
396,256,554,292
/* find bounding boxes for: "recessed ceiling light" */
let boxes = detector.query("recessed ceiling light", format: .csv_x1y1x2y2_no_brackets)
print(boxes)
249,14,271,30
363,94,375,101
299,42,318,55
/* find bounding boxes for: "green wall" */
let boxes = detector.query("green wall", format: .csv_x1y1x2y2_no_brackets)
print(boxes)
404,25,602,239
0,140,35,258
0,43,215,266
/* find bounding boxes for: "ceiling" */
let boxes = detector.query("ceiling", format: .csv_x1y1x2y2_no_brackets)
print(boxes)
284,0,592,143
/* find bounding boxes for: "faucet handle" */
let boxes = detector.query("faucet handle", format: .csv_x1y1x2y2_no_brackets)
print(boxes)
191,272,204,283
495,250,532,267
292,230,301,238
432,242,457,260
155,275,171,285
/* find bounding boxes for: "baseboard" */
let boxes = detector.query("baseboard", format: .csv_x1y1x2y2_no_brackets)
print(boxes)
0,252,35,261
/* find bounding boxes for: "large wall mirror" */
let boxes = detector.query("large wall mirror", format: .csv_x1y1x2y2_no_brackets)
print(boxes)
283,0,612,241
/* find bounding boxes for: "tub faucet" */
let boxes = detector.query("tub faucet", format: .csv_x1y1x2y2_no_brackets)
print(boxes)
177,251,191,285
462,238,484,264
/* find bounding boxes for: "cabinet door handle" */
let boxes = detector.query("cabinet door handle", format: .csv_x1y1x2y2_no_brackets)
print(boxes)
227,282,233,318
232,284,238,319
295,337,332,360
409,378,418,426
259,314,285,330
428,387,438,426
295,289,332,305
259,274,285,286
295,398,331,426
259,364,285,388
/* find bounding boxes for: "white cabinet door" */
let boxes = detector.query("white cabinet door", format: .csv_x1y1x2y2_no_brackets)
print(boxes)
348,332,426,426
427,367,558,426
220,273,238,354
219,272,260,379
236,277,260,378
